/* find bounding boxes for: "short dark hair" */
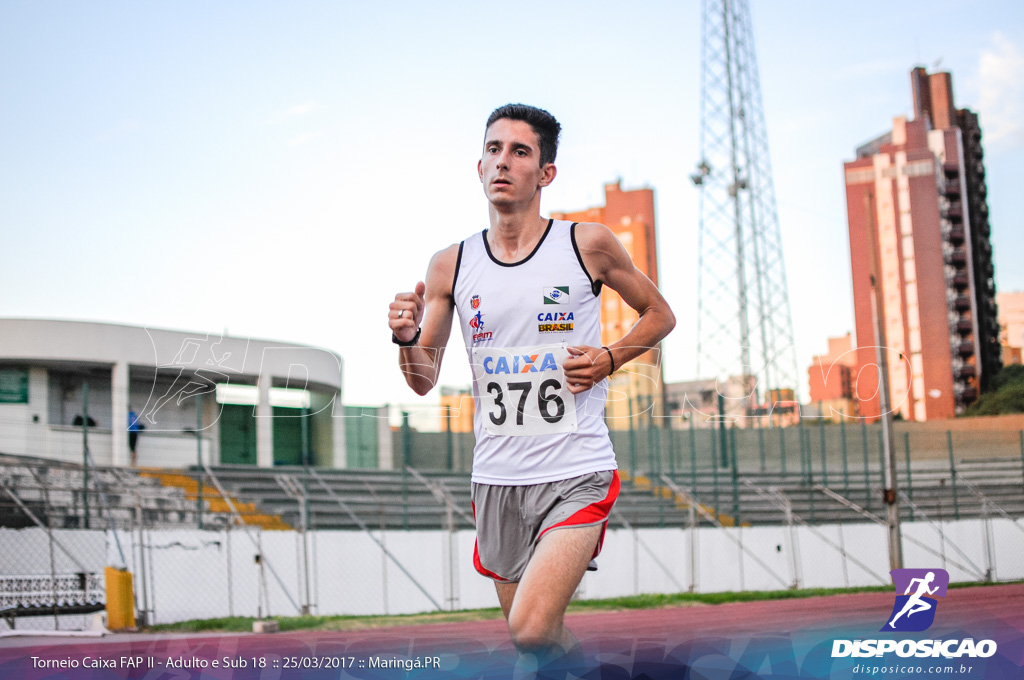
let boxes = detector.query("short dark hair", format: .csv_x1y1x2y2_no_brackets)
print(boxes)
485,103,561,166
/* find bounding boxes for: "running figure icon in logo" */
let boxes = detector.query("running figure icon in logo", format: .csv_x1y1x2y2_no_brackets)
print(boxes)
882,568,949,632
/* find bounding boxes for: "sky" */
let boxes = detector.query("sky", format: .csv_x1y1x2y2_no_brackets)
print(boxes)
2,1,1022,414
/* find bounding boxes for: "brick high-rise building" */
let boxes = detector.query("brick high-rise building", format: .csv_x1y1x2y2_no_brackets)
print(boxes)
807,333,858,421
551,181,666,428
997,291,1024,367
843,67,999,421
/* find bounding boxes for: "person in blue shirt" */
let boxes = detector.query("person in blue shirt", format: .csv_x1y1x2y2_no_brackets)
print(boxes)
128,409,145,466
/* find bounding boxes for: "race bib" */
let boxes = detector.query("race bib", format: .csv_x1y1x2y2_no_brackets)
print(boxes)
471,344,578,437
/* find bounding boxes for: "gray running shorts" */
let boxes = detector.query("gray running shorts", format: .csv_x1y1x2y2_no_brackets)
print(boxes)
471,470,620,583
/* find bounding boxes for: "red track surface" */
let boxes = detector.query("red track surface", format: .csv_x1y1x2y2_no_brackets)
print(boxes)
2,583,1022,677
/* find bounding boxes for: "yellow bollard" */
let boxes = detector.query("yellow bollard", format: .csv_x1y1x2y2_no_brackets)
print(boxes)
104,566,137,630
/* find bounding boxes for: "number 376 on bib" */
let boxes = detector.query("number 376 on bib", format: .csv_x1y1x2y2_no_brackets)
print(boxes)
471,345,578,437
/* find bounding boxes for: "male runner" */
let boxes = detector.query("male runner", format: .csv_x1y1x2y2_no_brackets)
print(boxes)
388,104,675,667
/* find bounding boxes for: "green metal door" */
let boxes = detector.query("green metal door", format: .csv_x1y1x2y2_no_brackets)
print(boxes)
219,404,256,465
272,406,303,466
345,406,379,469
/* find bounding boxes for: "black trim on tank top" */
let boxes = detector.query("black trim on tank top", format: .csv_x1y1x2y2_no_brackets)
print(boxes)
451,241,465,303
482,218,553,267
570,222,603,296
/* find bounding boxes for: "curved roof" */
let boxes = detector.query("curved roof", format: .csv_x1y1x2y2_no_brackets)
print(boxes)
0,318,342,391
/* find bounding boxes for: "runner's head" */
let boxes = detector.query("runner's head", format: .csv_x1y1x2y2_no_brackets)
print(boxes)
485,104,561,167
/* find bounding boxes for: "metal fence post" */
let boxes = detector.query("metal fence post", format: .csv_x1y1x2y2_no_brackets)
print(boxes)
668,422,676,479
877,428,886,499
401,411,411,530
904,432,914,522
717,393,728,467
807,425,816,524
840,412,849,494
982,497,994,582
649,401,660,480
797,416,807,482
711,427,720,521
651,406,664,527
758,417,766,472
862,421,871,510
689,416,697,492
81,382,90,529
947,430,960,520
730,427,740,526
779,425,787,477
709,418,718,473
628,397,637,478
819,417,828,487
688,502,697,593
445,407,454,471
1019,430,1024,494
301,406,310,467
226,524,234,617
196,392,204,530
782,492,800,590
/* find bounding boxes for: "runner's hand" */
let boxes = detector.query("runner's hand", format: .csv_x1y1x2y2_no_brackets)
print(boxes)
389,281,425,343
563,345,613,394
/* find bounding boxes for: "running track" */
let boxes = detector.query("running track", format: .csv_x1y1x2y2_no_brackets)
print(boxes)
2,583,1022,678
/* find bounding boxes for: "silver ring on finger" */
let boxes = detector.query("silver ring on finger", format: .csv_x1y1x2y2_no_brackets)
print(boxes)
398,310,404,319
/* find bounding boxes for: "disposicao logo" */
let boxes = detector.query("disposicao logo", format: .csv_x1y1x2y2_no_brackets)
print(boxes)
883,568,948,632
831,568,997,660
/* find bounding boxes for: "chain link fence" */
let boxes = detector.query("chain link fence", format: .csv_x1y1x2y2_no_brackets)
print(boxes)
2,389,1024,630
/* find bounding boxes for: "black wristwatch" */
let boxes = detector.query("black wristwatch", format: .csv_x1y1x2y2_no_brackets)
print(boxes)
392,327,421,347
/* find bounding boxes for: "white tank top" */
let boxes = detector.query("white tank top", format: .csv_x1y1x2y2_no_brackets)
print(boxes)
452,219,618,485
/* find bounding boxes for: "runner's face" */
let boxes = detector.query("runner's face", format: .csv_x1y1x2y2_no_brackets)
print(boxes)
478,119,555,206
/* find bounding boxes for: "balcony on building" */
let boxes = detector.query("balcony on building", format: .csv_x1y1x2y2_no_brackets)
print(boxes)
946,249,967,266
954,296,972,312
945,202,963,221
957,341,974,357
955,365,976,380
948,227,965,245
944,179,961,197
955,318,973,335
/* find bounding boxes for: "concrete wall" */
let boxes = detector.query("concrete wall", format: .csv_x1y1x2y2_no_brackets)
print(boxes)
7,515,1021,629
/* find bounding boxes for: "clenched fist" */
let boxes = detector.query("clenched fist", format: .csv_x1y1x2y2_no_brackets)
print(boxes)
389,281,425,344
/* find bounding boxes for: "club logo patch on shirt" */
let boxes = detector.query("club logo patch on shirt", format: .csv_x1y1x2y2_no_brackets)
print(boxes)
469,310,493,343
543,286,570,305
471,295,481,310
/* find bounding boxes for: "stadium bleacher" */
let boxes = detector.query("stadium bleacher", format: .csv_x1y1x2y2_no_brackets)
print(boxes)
1,453,1021,533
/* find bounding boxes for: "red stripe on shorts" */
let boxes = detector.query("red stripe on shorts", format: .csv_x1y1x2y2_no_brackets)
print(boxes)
471,501,510,581
538,470,620,555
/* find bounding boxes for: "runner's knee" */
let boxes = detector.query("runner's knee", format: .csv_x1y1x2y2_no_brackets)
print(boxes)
508,610,562,652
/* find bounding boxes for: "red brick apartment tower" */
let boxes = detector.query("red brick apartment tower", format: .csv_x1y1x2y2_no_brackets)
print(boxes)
807,333,858,421
551,181,665,427
844,68,999,421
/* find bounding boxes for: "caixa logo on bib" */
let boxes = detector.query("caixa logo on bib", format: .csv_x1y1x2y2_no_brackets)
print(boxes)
482,352,559,374
883,568,948,632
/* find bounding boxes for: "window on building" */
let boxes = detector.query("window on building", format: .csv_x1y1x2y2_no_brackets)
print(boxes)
0,367,29,404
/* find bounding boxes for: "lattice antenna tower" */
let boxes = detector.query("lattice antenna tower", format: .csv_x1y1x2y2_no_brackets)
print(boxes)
692,0,800,412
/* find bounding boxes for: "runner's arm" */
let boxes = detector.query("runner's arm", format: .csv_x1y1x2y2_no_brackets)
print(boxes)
563,222,675,393
388,245,459,396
